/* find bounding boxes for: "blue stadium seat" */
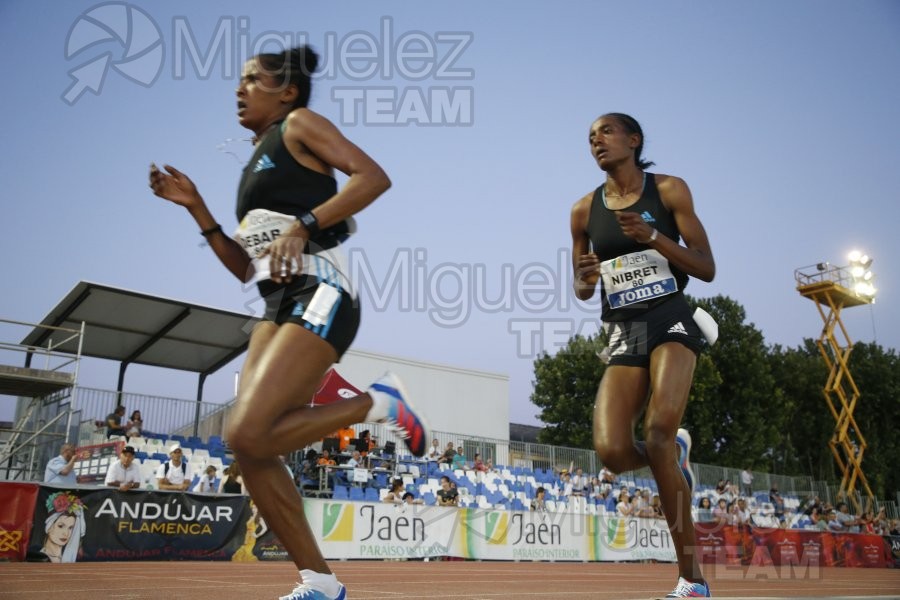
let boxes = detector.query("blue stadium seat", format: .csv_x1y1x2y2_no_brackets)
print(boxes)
605,496,617,513
135,451,148,460
423,492,436,506
332,486,349,500
349,487,365,502
364,488,380,502
511,498,526,511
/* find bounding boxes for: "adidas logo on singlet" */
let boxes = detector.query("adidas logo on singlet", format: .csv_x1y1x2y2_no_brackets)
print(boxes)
640,210,656,223
667,322,687,335
253,154,276,173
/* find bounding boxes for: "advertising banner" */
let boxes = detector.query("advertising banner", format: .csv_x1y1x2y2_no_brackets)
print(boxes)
0,482,39,561
27,486,250,562
308,500,676,562
2,483,895,567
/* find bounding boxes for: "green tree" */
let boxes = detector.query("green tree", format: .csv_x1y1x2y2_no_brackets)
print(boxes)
768,341,833,480
846,343,900,499
531,333,605,448
530,295,899,501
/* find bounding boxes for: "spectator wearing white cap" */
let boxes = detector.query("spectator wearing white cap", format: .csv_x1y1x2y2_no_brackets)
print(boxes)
156,443,192,491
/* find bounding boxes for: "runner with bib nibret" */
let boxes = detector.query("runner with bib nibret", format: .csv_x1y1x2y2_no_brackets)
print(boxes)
570,113,716,598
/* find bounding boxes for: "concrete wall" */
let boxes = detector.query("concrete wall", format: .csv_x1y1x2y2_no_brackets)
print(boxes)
336,348,509,441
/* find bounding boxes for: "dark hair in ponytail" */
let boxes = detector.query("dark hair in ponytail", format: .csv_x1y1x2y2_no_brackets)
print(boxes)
256,45,319,109
601,112,655,169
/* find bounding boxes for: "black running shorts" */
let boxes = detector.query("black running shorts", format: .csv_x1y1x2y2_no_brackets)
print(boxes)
602,293,704,368
257,276,360,359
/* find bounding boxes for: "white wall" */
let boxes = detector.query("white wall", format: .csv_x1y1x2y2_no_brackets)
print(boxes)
335,348,509,441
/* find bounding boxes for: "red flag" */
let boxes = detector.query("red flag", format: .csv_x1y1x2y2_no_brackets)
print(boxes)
311,369,362,406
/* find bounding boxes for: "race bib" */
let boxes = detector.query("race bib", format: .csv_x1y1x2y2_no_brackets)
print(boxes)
233,208,297,259
234,208,356,295
600,249,678,309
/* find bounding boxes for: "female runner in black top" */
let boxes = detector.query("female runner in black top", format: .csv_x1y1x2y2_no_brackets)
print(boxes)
150,46,430,600
570,113,715,598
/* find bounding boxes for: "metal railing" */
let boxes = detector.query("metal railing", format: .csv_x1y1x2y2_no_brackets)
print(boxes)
18,385,888,512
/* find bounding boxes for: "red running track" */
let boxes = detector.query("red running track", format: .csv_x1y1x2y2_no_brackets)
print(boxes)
1,560,898,599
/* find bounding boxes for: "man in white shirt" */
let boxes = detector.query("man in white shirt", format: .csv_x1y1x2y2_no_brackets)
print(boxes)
156,443,192,491
105,445,141,491
345,450,363,468
740,467,753,497
44,443,78,485
426,439,441,461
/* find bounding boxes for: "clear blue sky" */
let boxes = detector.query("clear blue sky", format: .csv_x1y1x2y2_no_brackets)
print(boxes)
2,0,899,427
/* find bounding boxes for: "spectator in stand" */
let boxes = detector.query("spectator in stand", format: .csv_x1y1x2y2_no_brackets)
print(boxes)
125,410,143,439
401,492,424,506
616,489,634,517
769,484,786,524
713,479,728,501
835,502,860,533
860,509,877,534
44,443,78,485
696,497,713,522
333,425,355,452
587,476,604,501
156,443,192,491
734,498,751,526
740,467,753,497
531,487,548,513
805,507,822,530
437,442,456,465
570,467,587,497
724,480,739,499
426,439,442,461
451,446,467,470
558,470,573,498
219,461,247,495
649,494,664,518
801,494,822,516
472,453,487,473
712,498,729,525
316,449,337,489
599,465,616,486
825,509,843,532
104,445,141,491
105,405,127,438
437,476,459,507
345,450,363,469
382,478,406,504
874,507,889,535
889,519,900,536
358,430,376,456
193,464,219,493
317,449,336,467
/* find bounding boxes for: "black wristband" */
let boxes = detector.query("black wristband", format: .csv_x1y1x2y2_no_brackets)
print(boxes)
200,224,223,237
298,211,321,238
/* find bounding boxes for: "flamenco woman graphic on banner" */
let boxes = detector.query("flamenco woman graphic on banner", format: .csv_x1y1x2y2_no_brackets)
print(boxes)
41,491,87,563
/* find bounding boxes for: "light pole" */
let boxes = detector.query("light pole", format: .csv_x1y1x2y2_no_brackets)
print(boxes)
794,252,876,513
